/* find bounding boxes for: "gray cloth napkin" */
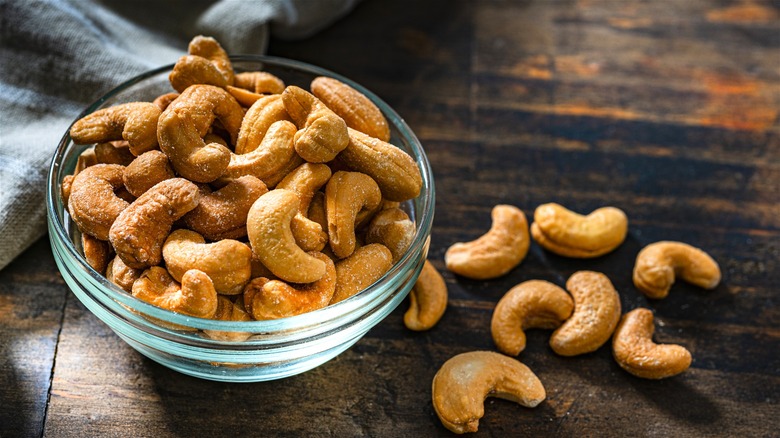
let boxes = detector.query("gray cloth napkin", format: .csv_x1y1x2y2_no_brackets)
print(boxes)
0,0,358,271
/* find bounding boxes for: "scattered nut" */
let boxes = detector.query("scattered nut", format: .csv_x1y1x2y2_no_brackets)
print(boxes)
330,243,393,304
432,351,546,434
404,260,447,331
445,205,530,280
633,241,721,299
612,308,692,379
310,76,390,142
491,280,574,356
531,203,628,258
550,271,621,356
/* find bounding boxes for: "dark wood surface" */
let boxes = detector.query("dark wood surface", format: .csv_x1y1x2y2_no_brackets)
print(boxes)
2,0,779,436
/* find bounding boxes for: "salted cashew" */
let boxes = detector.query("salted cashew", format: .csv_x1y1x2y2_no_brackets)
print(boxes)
234,71,285,94
105,255,142,292
550,271,621,356
221,120,297,184
339,128,422,202
188,35,234,85
109,178,200,269
169,55,229,93
70,102,161,156
531,203,628,258
122,150,175,197
311,76,390,142
277,163,332,252
246,189,327,284
282,85,349,163
226,86,264,107
404,260,447,331
445,205,530,280
612,308,692,379
67,164,129,240
132,266,218,319
246,252,336,320
182,175,267,240
325,171,382,259
262,153,306,188
330,243,393,304
162,229,253,295
234,94,292,154
307,191,328,231
365,207,415,262
158,85,243,182
94,141,134,166
61,175,74,205
490,280,574,356
153,92,179,111
432,351,546,434
202,296,253,342
81,233,111,274
633,241,721,299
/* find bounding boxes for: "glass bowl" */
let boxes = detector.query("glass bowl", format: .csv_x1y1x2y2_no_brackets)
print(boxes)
46,56,434,382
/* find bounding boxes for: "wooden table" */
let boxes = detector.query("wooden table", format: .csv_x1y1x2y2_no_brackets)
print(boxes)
2,0,778,436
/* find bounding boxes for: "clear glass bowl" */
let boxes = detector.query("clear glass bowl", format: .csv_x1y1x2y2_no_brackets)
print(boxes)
46,56,434,382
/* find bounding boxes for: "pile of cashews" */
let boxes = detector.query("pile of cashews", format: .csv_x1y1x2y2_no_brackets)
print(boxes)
430,203,721,434
62,36,431,340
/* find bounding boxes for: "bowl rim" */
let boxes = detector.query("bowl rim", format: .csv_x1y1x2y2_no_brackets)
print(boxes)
46,54,435,335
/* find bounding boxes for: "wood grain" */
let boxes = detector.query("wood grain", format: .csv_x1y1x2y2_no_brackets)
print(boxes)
1,0,779,436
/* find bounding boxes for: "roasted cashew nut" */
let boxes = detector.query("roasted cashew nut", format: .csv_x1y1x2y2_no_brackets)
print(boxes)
245,252,336,320
162,229,253,295
531,203,628,258
123,150,175,197
132,266,218,319
612,308,692,379
81,233,111,274
109,178,200,269
234,94,292,154
633,241,721,299
325,171,382,259
550,271,622,356
106,255,142,292
182,175,267,240
310,76,390,142
246,189,327,284
221,120,297,184
202,296,253,342
365,207,416,263
94,141,134,166
330,243,393,304
169,55,229,93
69,102,161,156
404,260,447,331
432,351,546,434
282,85,349,163
158,85,243,182
67,164,129,240
339,128,422,202
445,205,530,280
234,71,285,94
187,35,234,85
491,280,574,356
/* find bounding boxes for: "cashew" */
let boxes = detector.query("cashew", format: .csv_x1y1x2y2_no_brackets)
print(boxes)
67,164,129,240
330,243,393,304
61,175,74,205
234,94,292,154
234,71,285,94
491,280,574,356
365,207,415,263
432,351,546,434
132,266,218,319
531,203,628,258
307,191,328,232
105,255,142,292
182,175,267,240
162,229,253,295
282,85,349,163
633,241,721,299
325,171,382,259
81,233,111,274
202,296,253,342
246,189,327,284
158,85,243,182
221,120,297,184
310,76,390,142
444,205,530,280
550,271,621,356
122,150,175,197
153,92,179,111
262,153,306,188
277,163,332,252
612,308,692,379
404,260,447,331
109,178,200,269
338,128,422,202
69,102,161,156
246,252,336,320
188,35,234,85
74,147,98,173
94,141,134,166
169,55,229,93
